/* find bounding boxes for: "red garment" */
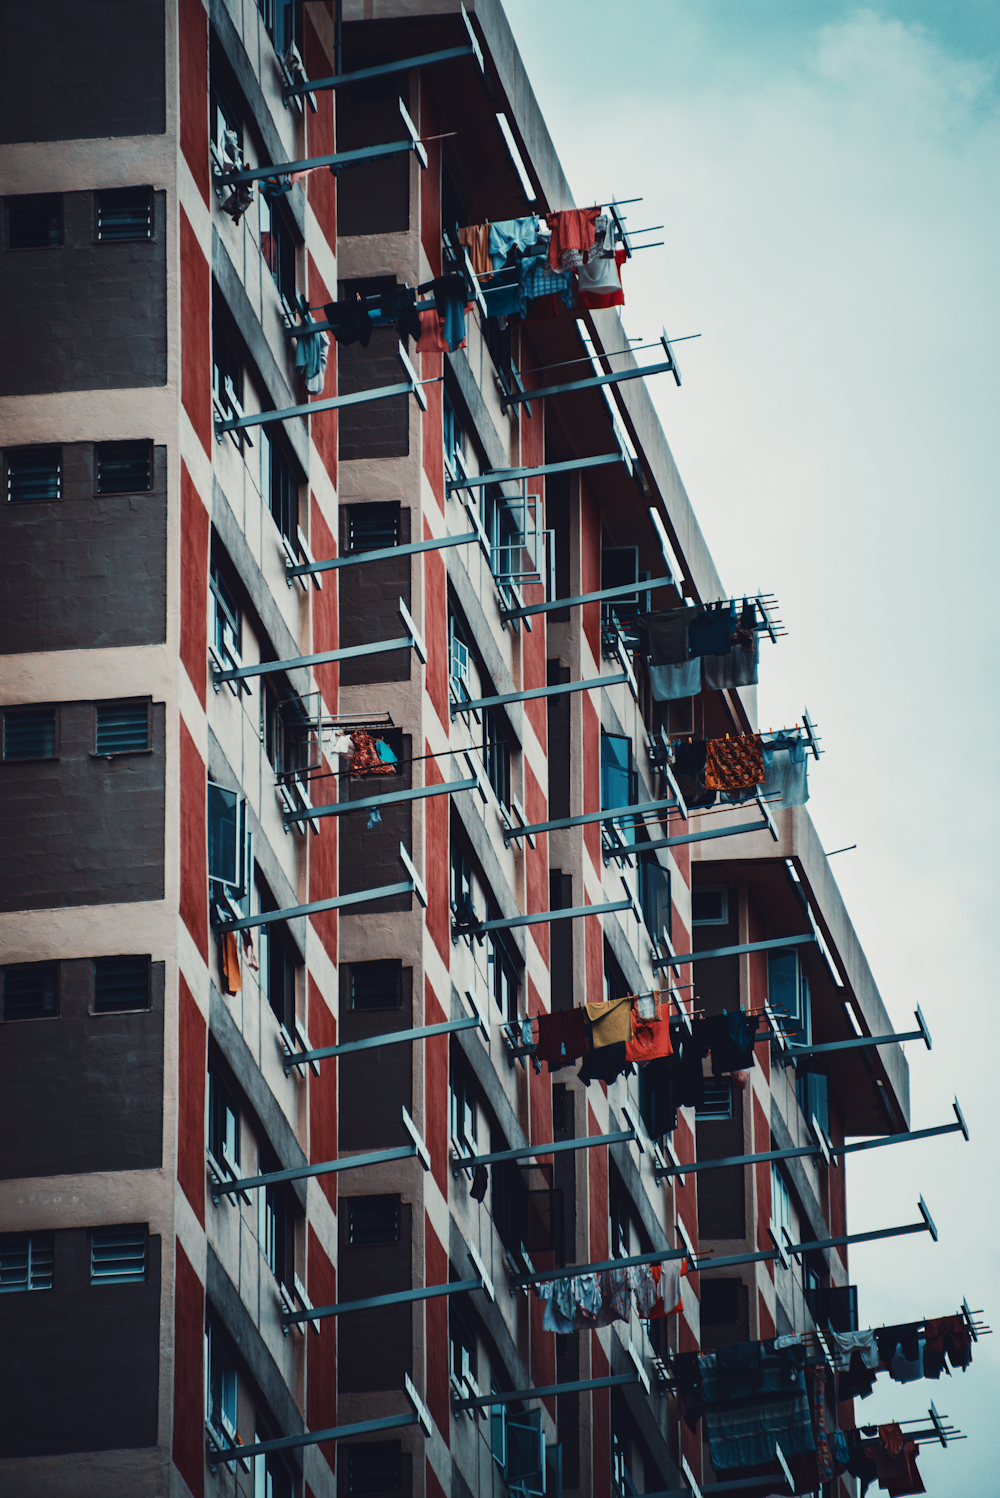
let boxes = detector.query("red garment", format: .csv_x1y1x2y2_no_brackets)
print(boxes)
219,930,242,996
626,1013,673,1064
545,207,600,270
535,1008,588,1069
350,730,396,777
874,1427,924,1496
577,246,627,310
647,1259,686,1319
416,308,451,353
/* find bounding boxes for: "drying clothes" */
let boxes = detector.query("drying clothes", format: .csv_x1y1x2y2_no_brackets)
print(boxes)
704,1391,816,1471
489,215,540,270
635,992,659,1021
705,1010,761,1077
481,274,524,320
923,1314,972,1375
545,207,600,271
241,928,259,973
645,1258,683,1318
572,1273,603,1327
832,1330,880,1372
650,657,702,702
349,730,397,777
808,1365,835,1483
688,601,737,657
415,308,451,353
294,324,330,393
539,1276,576,1334
705,733,766,792
839,1349,878,1401
873,1426,925,1497
577,1040,631,1086
632,1264,659,1317
375,738,397,765
219,929,242,996
672,737,717,809
578,245,627,311
592,1268,632,1327
889,1338,926,1384
640,606,698,666
762,732,809,808
380,284,422,341
626,1013,673,1064
260,173,293,199
702,639,758,692
585,995,633,1047
428,274,470,352
458,223,492,280
367,808,382,830
875,1324,920,1369
520,254,574,307
470,1163,489,1202
534,1008,588,1069
324,297,375,348
328,733,355,759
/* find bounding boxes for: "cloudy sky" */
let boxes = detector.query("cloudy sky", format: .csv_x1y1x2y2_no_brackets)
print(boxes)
503,1,1000,1489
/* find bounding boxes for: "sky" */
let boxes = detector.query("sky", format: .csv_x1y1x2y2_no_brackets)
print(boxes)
502,2,1000,1490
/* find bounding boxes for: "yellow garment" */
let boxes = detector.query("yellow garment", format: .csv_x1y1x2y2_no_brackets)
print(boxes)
584,995,633,1048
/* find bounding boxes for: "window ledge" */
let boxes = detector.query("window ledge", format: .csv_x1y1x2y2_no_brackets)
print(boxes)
89,748,153,760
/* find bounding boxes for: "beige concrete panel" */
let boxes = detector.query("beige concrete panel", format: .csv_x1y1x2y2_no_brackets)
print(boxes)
0,386,179,445
337,230,420,286
0,1167,174,1235
0,137,179,196
0,899,176,966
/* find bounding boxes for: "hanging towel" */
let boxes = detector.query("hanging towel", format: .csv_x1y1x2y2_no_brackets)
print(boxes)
705,733,765,791
489,215,540,270
219,930,242,996
650,657,701,702
762,732,809,807
702,639,758,691
350,730,397,777
520,254,574,307
458,223,492,280
584,995,633,1047
545,207,600,271
428,274,470,352
294,322,329,393
375,738,397,764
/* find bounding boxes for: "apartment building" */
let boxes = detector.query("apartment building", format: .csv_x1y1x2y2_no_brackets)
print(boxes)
0,3,968,1498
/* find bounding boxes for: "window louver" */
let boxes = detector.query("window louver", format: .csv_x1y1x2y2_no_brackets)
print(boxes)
91,1225,147,1284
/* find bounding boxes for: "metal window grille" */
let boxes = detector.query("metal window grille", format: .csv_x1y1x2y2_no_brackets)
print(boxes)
90,1225,147,1284
351,960,402,1011
346,1441,402,1494
696,1079,733,1121
95,702,149,754
2,963,58,1021
3,708,56,760
6,446,61,502
347,1195,400,1247
0,1232,55,1292
348,502,400,553
96,440,152,494
96,186,152,242
7,193,61,249
94,956,150,1013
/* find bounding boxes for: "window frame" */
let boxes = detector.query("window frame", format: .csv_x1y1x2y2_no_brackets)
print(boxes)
4,444,62,503
0,1231,55,1293
95,186,154,244
691,885,729,926
2,705,58,762
209,1062,241,1177
92,954,152,1015
90,1224,148,1285
95,439,153,495
1,961,59,1022
210,560,243,673
93,699,152,757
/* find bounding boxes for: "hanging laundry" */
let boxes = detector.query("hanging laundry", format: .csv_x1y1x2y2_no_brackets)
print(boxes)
416,307,451,353
571,1273,603,1327
650,658,701,702
762,731,809,808
470,1163,489,1202
350,730,397,777
635,992,658,1021
592,1268,632,1327
260,173,293,199
873,1425,925,1497
375,738,397,765
545,206,600,271
219,929,242,996
643,1258,683,1319
696,1009,761,1077
808,1365,835,1483
458,222,492,280
293,322,330,394
874,1324,920,1371
688,601,737,657
701,1361,816,1471
889,1338,926,1384
367,808,382,830
578,243,627,310
672,737,717,809
923,1314,972,1376
427,273,469,352
831,1330,880,1372
838,1350,878,1401
639,606,698,666
584,995,633,1047
577,1040,631,1086
520,253,574,308
481,274,523,321
327,733,355,759
489,215,540,270
324,296,375,348
704,733,765,792
702,638,758,691
241,928,259,974
538,1276,576,1334
626,1010,673,1064
534,1008,588,1069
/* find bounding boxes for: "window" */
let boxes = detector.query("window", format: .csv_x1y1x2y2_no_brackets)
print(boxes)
94,955,150,1013
211,79,242,160
609,1182,629,1260
260,430,296,542
2,963,58,1021
96,440,152,494
257,0,298,56
768,948,807,1037
350,960,402,1011
771,1165,793,1245
210,560,242,669
6,193,61,249
90,1225,147,1284
95,701,149,754
449,611,471,696
344,1442,402,1495
254,1425,293,1498
0,1232,54,1292
258,1185,290,1287
260,912,296,1029
258,193,296,303
692,886,728,925
487,931,518,1024
612,1424,632,1498
212,322,243,423
96,186,152,242
449,1296,476,1383
451,844,476,926
209,1065,240,1172
696,1079,733,1121
483,708,510,808
701,1277,741,1326
207,781,249,896
601,732,635,825
5,445,61,502
450,1071,477,1151
796,1068,829,1138
347,502,399,554
2,706,56,760
638,853,670,941
442,389,463,475
347,1196,400,1247
208,1322,238,1437
506,1409,545,1493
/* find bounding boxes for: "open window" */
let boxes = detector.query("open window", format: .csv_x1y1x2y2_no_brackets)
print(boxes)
259,430,297,543
506,1408,546,1495
207,782,250,905
768,948,810,1041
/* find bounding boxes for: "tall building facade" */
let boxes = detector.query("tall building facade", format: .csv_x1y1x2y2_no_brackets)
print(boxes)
0,4,960,1498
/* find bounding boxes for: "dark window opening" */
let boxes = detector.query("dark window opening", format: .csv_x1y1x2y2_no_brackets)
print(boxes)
351,960,402,1011
2,963,58,1021
692,886,728,925
484,315,512,389
207,781,248,893
701,1278,741,1326
209,1064,240,1171
449,1071,477,1151
609,1181,629,1260
207,1322,238,1437
0,1232,54,1293
483,709,511,809
90,1225,147,1284
6,445,61,502
211,78,242,159
6,193,62,249
262,919,296,1030
450,1294,477,1382
638,853,670,942
261,430,297,542
796,1067,830,1138
210,560,241,668
94,955,151,1013
600,733,635,824
96,186,153,242
259,1183,291,1288
347,1195,400,1247
95,701,149,755
259,192,296,303
347,503,400,554
96,440,152,493
212,321,243,421
2,707,56,760
344,1440,402,1494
